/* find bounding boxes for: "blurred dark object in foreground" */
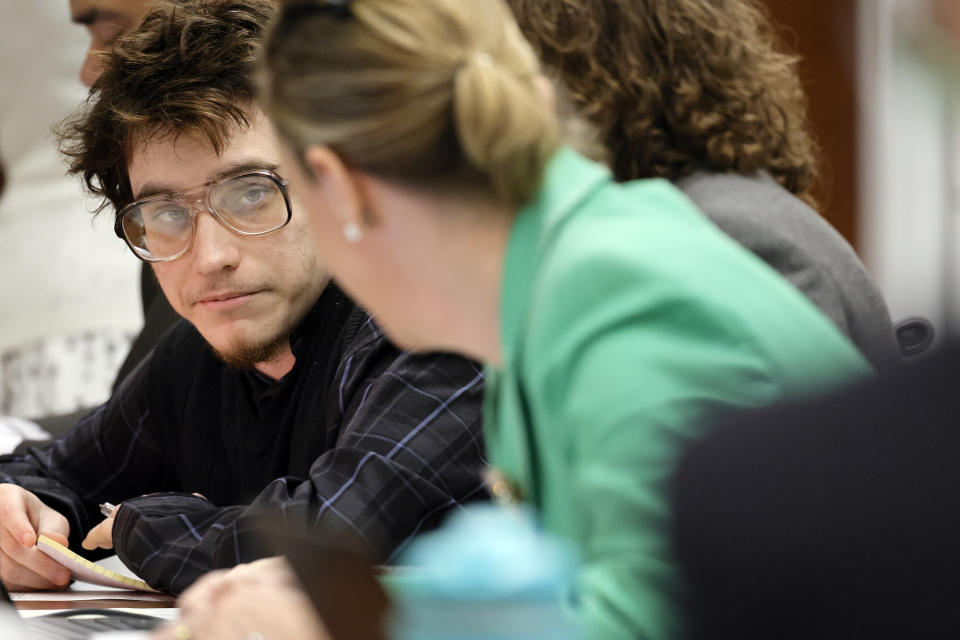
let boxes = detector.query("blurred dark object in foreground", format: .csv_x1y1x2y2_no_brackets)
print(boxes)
672,341,960,639
266,526,389,640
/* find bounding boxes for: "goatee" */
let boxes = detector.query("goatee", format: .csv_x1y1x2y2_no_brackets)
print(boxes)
211,331,291,371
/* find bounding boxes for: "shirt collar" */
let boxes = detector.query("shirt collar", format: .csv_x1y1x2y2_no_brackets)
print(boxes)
288,282,353,360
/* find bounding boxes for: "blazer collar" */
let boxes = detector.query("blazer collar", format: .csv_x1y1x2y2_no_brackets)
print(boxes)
499,149,612,367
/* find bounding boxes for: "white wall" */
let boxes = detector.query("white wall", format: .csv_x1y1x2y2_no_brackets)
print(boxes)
0,1,141,417
858,0,960,343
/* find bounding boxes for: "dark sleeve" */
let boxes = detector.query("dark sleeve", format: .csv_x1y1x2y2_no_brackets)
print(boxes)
113,341,488,595
26,407,94,443
0,356,176,553
112,268,182,389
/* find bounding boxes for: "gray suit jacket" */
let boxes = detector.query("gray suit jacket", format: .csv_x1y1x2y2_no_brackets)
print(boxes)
677,171,899,369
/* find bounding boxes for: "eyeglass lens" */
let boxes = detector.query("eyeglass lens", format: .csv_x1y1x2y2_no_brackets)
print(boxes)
122,174,288,260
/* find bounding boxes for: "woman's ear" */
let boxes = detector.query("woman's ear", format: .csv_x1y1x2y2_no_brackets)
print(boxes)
301,145,367,241
534,75,556,112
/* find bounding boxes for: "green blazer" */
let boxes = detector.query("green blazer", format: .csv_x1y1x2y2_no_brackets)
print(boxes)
484,150,870,639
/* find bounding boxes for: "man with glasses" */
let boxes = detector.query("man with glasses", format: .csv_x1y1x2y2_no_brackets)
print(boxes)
118,168,293,265
0,0,486,595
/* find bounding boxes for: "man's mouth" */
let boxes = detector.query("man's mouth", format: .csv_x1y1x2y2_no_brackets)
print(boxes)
196,290,262,311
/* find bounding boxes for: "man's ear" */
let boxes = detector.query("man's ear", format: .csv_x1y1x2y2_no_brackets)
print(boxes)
301,145,365,230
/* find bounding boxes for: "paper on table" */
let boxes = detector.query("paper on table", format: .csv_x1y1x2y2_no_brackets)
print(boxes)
11,556,172,602
34,535,159,593
10,588,172,602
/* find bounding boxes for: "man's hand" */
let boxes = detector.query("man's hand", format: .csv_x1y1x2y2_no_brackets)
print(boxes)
150,557,331,640
81,510,116,551
0,484,71,590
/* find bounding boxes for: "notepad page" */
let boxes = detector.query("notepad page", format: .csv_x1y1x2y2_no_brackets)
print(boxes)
35,535,159,593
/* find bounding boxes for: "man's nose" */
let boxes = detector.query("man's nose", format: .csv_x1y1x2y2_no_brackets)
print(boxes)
79,49,103,88
190,211,242,275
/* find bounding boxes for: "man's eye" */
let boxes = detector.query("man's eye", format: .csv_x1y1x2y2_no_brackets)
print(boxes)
214,177,277,215
239,188,268,205
150,208,190,225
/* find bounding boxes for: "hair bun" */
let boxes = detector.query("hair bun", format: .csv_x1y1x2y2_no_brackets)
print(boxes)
264,0,561,208
464,51,494,69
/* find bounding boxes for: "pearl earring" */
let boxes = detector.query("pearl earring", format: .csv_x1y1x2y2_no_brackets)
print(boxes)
342,221,363,243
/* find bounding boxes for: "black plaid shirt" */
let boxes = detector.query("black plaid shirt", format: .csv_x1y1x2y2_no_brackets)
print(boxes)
0,285,487,594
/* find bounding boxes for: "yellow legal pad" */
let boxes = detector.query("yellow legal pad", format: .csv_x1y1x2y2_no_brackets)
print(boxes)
35,534,159,592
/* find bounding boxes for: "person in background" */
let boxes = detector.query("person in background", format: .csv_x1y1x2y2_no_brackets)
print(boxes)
70,0,157,88
1,0,178,452
0,4,141,445
672,4,960,635
0,0,486,596
67,0,183,397
504,0,900,369
224,0,867,636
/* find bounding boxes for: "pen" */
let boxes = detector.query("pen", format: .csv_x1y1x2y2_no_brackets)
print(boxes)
99,502,117,518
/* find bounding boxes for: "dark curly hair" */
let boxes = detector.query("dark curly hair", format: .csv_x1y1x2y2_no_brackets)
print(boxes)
505,0,818,202
58,0,276,226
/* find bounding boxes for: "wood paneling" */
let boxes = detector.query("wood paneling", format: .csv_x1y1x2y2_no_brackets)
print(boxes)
761,0,860,247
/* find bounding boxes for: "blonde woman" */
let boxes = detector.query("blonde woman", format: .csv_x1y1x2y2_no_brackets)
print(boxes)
256,0,868,637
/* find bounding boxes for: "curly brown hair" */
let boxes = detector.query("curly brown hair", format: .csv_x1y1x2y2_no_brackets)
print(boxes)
58,0,276,226
504,0,818,201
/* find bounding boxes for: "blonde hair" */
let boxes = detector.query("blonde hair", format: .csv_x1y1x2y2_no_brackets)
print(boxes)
259,0,560,208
